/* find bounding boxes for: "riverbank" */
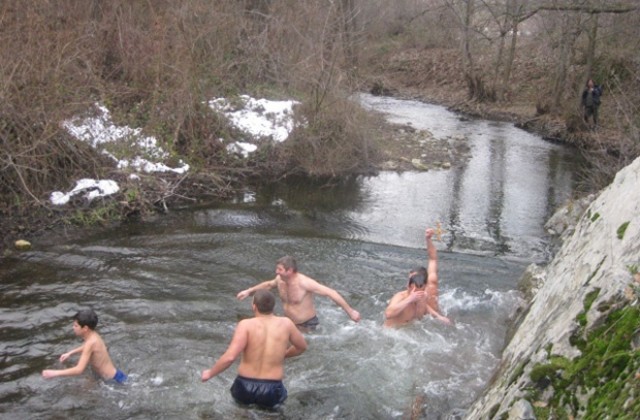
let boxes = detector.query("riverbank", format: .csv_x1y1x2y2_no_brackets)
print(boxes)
2,43,623,256
362,46,630,154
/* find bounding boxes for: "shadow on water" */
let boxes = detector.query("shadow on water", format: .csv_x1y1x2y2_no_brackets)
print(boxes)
0,95,586,419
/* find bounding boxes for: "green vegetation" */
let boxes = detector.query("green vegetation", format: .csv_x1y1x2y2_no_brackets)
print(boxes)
68,203,120,227
529,300,640,419
617,221,630,240
590,212,600,222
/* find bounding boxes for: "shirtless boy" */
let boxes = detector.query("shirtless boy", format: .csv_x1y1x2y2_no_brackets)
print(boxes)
201,290,307,408
236,255,361,330
384,228,451,327
42,309,127,383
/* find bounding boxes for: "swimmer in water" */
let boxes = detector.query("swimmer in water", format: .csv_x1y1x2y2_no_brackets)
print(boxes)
384,228,451,327
42,309,127,384
237,255,361,331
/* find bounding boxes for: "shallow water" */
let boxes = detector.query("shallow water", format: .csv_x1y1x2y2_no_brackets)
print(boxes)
0,96,584,419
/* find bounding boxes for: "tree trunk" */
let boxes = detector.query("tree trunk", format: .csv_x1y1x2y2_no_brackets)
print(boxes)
340,0,358,80
461,0,479,99
501,0,524,97
584,12,599,80
551,10,581,111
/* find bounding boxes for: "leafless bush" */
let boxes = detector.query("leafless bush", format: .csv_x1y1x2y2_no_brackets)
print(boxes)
280,95,381,177
1,1,379,219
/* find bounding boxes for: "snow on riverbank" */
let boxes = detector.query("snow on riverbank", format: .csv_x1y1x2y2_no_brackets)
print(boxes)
51,97,298,205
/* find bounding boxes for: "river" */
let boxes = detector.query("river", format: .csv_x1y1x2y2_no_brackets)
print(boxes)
0,95,583,419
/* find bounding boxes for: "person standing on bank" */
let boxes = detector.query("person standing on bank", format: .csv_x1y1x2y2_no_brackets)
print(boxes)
236,255,361,331
581,78,602,129
201,290,307,409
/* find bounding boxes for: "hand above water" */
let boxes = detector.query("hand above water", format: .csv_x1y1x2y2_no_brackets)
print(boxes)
349,308,361,322
236,289,250,300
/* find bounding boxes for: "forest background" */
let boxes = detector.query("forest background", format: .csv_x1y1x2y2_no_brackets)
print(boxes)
2,0,639,249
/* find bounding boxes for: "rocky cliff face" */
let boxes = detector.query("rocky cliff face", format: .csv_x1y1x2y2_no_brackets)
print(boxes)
465,156,640,419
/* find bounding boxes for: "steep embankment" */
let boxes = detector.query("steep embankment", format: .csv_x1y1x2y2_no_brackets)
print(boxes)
465,157,640,419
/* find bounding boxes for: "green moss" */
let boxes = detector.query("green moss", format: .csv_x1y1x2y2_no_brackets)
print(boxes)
532,306,640,419
586,258,606,286
544,343,553,356
575,288,601,328
583,288,601,311
590,212,600,222
488,403,501,419
529,363,558,387
616,221,630,239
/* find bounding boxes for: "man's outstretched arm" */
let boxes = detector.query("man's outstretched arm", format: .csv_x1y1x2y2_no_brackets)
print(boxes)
307,280,361,322
236,279,277,300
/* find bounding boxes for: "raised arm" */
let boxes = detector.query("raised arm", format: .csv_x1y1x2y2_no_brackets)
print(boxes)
425,228,438,283
236,279,277,300
307,280,361,322
201,322,247,382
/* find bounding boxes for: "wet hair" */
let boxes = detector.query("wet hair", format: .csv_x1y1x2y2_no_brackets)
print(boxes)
409,266,428,288
276,255,297,272
253,290,276,314
73,309,98,330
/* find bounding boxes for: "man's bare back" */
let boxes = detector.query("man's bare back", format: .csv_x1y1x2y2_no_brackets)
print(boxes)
236,315,301,380
201,290,307,408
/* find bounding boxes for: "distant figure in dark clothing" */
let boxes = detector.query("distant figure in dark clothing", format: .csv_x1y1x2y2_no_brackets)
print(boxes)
581,78,602,128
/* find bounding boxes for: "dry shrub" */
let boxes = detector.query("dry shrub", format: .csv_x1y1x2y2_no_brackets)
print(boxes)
0,0,381,226
279,96,380,178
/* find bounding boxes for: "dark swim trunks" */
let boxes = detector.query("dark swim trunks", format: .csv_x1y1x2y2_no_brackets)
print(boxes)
112,369,127,384
230,375,287,408
296,315,319,330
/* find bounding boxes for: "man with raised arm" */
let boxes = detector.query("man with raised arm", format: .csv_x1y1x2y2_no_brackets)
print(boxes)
384,228,452,327
236,255,361,331
201,290,307,408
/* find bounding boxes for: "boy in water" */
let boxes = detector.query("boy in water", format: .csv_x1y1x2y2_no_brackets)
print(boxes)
42,309,127,384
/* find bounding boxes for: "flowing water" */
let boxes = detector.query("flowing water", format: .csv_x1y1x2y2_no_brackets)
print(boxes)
0,95,584,419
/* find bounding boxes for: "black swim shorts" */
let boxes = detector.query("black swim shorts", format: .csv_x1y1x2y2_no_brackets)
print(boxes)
296,315,319,330
230,375,287,408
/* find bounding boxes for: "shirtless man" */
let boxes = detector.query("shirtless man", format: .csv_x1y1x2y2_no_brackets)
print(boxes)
384,228,451,327
42,309,127,383
236,255,361,330
201,290,307,408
